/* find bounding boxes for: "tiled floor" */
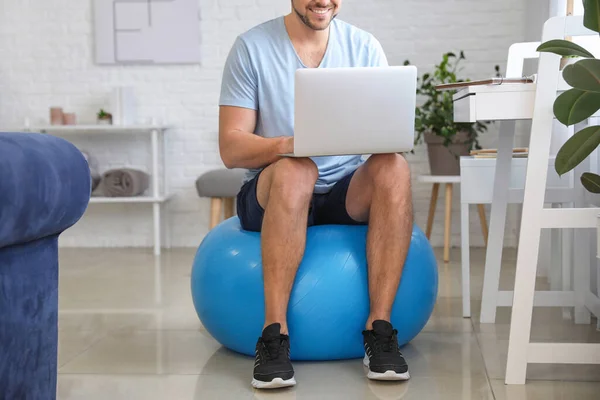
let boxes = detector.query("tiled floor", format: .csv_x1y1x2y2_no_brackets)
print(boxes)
56,247,600,399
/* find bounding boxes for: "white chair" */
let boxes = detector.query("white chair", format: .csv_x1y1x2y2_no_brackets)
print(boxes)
505,15,600,384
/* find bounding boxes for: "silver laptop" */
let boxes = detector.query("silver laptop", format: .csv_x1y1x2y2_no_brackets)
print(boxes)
282,66,417,157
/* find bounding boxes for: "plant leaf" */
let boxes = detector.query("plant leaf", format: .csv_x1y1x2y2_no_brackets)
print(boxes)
563,59,600,92
581,172,600,193
584,0,600,33
556,125,600,175
554,88,600,125
537,40,595,58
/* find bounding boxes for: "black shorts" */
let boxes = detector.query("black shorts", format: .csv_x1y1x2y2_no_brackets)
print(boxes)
236,169,367,232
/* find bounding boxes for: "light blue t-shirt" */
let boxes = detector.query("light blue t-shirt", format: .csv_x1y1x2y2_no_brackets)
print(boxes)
219,16,388,193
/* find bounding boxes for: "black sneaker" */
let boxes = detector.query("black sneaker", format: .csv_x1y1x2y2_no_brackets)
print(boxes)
362,320,410,381
252,323,296,389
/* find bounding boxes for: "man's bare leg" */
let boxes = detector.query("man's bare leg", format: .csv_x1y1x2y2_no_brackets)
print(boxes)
345,154,413,329
251,157,317,389
256,157,318,334
345,153,412,381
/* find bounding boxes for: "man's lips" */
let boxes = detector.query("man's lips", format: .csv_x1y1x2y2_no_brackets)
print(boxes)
309,7,332,17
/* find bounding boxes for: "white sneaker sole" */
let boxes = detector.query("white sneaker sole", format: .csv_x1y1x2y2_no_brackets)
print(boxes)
363,354,410,381
251,377,297,389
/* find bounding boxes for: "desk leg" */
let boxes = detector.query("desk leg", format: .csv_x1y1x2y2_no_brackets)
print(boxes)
574,228,592,324
426,183,440,239
444,183,453,263
562,220,573,321
549,203,574,321
480,121,516,323
549,204,562,292
574,155,593,325
461,202,471,317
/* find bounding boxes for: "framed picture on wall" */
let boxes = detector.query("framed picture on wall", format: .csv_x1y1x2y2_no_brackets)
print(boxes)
93,0,201,65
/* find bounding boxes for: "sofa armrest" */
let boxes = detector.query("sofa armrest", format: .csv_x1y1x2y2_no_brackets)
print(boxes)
0,132,91,248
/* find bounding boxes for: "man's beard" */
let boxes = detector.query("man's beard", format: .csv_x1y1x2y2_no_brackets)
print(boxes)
293,5,337,31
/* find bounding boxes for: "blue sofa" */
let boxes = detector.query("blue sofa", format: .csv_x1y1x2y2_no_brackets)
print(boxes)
0,132,91,399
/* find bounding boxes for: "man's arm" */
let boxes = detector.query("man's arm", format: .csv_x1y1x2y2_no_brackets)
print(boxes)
219,105,293,169
218,36,293,169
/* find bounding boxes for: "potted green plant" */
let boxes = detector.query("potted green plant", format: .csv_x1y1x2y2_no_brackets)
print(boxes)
405,52,499,175
97,109,113,125
537,0,600,193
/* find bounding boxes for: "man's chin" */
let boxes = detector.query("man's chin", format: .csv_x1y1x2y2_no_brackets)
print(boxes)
306,17,334,31
310,23,330,31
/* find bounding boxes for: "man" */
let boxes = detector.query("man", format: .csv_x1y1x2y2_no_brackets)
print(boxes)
219,0,413,389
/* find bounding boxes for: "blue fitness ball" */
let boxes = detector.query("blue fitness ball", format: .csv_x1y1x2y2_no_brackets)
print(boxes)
191,217,438,361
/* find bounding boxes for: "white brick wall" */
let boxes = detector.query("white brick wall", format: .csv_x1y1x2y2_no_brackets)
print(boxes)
0,0,527,249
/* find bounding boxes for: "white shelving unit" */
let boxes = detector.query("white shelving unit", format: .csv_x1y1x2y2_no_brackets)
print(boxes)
88,196,170,204
25,123,172,255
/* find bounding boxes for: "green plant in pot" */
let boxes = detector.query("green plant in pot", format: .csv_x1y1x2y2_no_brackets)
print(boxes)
97,109,113,125
537,0,600,193
405,52,499,175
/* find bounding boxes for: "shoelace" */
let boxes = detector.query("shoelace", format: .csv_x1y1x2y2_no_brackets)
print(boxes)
259,336,287,361
372,329,400,353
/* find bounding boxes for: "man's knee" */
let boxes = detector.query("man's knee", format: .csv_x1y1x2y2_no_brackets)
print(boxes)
367,154,411,190
269,158,318,204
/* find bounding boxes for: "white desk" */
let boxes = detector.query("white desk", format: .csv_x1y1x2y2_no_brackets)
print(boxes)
454,81,580,323
454,83,536,122
453,79,599,124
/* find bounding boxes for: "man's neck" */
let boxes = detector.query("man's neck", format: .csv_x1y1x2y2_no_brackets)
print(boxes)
283,13,329,48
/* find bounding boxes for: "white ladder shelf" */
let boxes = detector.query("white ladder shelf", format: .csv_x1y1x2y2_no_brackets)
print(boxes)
24,123,172,256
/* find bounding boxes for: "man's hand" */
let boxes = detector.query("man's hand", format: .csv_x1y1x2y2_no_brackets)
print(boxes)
279,136,294,154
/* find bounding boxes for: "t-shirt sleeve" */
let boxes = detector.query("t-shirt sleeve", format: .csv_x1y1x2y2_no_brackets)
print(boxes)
368,36,389,67
219,37,258,110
